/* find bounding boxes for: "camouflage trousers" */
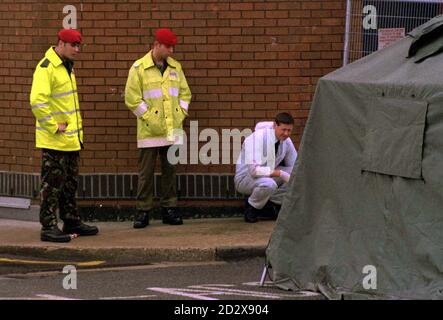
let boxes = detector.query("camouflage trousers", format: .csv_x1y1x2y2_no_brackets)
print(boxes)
39,149,81,228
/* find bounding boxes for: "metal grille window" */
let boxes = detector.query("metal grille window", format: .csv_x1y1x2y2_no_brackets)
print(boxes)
0,171,243,200
344,0,443,65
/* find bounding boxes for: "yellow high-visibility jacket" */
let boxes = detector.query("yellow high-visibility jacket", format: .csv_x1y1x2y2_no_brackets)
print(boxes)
30,47,83,151
125,50,192,148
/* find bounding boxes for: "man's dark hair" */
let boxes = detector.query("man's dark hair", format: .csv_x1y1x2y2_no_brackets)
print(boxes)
275,112,294,126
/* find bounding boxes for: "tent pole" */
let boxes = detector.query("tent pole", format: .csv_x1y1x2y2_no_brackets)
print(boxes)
259,265,268,286
343,0,352,65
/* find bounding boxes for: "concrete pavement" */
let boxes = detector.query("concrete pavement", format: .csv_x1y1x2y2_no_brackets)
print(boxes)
0,208,275,265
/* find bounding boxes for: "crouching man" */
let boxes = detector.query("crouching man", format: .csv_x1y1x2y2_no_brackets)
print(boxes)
234,112,298,223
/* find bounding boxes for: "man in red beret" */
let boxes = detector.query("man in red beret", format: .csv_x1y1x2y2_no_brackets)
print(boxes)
57,29,82,61
30,29,98,242
125,28,192,228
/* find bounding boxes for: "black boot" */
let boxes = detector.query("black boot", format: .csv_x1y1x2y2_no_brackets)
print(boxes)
41,225,72,243
270,202,281,220
262,201,281,220
161,207,183,225
133,210,150,229
244,198,259,223
63,220,99,236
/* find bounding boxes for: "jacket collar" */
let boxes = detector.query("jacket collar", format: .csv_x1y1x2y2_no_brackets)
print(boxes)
45,47,64,67
142,50,178,70
269,127,278,144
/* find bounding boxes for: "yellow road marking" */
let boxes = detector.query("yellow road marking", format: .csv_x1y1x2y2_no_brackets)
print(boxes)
2,261,227,279
0,258,105,267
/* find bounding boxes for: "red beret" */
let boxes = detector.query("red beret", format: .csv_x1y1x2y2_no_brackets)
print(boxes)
58,29,82,44
155,28,177,46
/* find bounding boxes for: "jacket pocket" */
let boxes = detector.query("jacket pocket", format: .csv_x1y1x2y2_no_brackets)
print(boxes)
172,105,186,128
143,107,166,136
362,96,428,179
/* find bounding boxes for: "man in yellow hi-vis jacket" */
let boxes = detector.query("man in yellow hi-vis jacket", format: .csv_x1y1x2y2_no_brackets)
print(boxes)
30,29,98,242
125,28,192,228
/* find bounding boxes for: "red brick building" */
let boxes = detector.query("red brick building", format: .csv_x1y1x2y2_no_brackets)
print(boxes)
0,1,345,208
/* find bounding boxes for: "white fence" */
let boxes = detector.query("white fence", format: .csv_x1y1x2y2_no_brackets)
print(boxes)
343,0,443,65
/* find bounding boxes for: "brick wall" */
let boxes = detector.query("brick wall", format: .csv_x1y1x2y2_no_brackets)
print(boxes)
0,0,345,199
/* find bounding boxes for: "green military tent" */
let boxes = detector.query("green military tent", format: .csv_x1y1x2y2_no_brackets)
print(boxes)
266,15,443,299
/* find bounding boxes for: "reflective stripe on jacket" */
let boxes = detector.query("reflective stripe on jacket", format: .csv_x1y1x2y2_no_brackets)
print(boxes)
124,50,192,148
30,47,83,151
